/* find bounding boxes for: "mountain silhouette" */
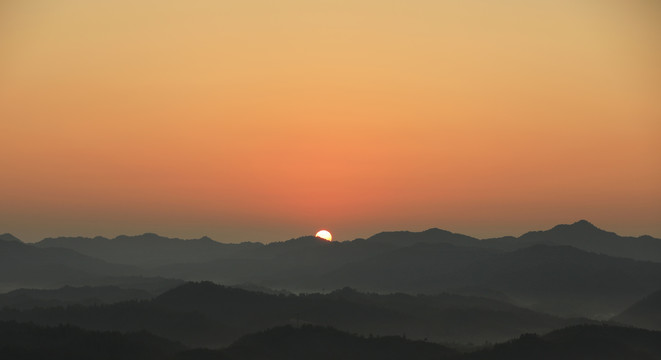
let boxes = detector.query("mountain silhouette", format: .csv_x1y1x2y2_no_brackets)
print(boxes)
33,220,661,269
4,221,661,358
3,320,661,360
465,324,661,360
223,324,456,360
612,288,661,331
36,233,263,267
316,242,661,317
0,238,134,290
0,285,152,309
365,228,482,248
0,281,590,346
317,242,497,291
0,233,21,242
0,321,184,360
484,220,661,262
5,221,661,319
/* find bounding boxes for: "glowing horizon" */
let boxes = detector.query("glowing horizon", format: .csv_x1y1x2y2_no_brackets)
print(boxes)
1,0,660,242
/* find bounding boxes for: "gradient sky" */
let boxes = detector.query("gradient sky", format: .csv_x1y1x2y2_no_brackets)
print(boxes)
1,0,660,242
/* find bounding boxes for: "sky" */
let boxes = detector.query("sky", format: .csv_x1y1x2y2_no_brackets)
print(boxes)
1,0,660,243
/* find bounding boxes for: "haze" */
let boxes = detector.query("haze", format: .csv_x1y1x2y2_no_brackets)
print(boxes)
1,0,660,242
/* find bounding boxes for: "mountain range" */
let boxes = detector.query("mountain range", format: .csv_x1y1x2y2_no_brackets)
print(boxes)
0,281,589,346
2,220,661,319
3,321,661,360
29,220,661,265
612,288,661,331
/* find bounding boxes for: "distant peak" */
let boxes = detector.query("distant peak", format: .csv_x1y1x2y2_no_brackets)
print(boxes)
0,233,21,242
422,228,449,234
549,220,602,233
572,220,596,228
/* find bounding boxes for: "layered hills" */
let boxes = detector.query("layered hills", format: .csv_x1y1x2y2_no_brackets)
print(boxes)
2,220,661,318
0,281,585,346
3,321,661,360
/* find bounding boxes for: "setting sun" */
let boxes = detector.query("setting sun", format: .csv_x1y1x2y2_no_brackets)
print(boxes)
315,230,332,242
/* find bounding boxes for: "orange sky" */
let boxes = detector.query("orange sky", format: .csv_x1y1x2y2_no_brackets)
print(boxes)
1,0,660,242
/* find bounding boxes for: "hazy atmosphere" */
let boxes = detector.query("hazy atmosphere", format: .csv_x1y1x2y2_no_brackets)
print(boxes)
2,0,660,243
2,2,661,359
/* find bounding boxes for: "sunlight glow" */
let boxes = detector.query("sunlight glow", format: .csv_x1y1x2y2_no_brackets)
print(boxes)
315,230,332,241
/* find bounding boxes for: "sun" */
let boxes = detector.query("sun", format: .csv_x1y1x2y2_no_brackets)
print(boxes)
315,230,332,241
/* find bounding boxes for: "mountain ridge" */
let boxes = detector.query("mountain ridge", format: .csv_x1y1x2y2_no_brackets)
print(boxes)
31,220,661,264
0,233,21,243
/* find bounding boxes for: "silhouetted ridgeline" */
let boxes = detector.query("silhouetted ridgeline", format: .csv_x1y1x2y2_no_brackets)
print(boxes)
0,282,588,347
466,325,661,360
612,288,661,331
3,221,661,319
0,321,184,360
32,220,661,264
222,325,456,360
36,233,263,267
2,321,661,360
0,233,21,242
482,220,661,262
0,285,152,309
0,238,133,289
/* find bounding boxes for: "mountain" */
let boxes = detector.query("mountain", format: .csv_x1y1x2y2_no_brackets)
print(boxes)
153,281,580,343
3,320,660,360
318,243,661,317
30,221,661,278
318,242,497,292
0,299,235,348
357,220,661,263
483,220,661,262
461,244,661,317
225,324,661,360
465,324,661,360
365,228,482,248
612,289,661,330
150,236,400,289
223,325,456,360
0,281,586,346
12,221,661,319
0,239,134,291
0,285,152,309
35,233,264,267
62,276,185,295
0,233,21,242
0,321,184,360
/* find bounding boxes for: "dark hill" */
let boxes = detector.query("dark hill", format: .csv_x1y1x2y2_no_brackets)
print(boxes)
152,236,398,288
0,281,582,346
467,325,661,360
228,324,661,360
151,281,590,343
366,228,482,248
612,289,661,330
461,244,661,317
0,321,184,360
0,233,21,242
484,220,661,262
36,234,263,267
318,242,498,292
0,300,235,348
0,239,134,290
318,243,661,318
0,285,152,309
223,325,456,360
3,320,661,360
